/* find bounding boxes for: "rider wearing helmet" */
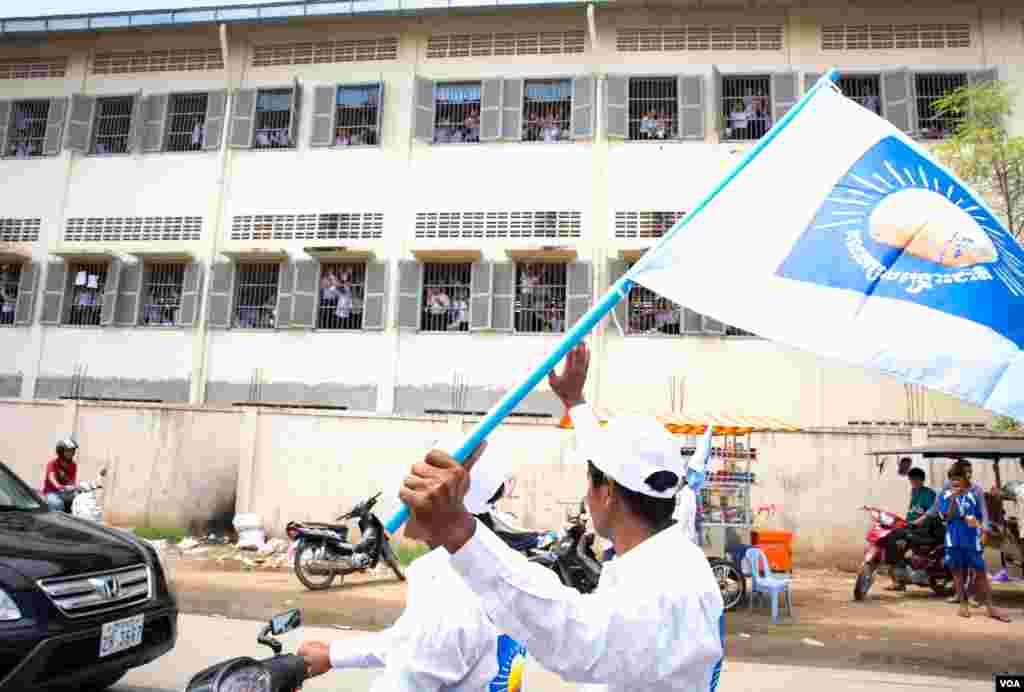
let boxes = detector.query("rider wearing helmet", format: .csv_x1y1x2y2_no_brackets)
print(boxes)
43,438,79,512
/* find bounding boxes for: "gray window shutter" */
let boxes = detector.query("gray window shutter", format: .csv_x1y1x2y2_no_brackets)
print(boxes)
605,75,628,139
43,97,68,156
682,307,703,334
373,82,385,146
362,261,388,331
66,94,96,154
969,68,998,88
0,101,8,155
290,259,320,328
311,85,337,148
288,79,301,147
572,75,594,139
40,261,66,325
608,259,628,333
414,77,435,144
678,74,705,141
114,261,142,326
229,88,257,149
397,260,423,331
469,261,493,331
141,93,169,153
14,261,38,326
804,72,823,94
502,78,523,141
176,262,203,327
128,91,144,153
100,259,122,327
203,90,228,151
711,66,722,135
771,71,798,122
702,313,726,335
480,78,503,142
275,261,294,330
491,262,515,333
207,261,235,329
882,70,913,134
565,261,593,328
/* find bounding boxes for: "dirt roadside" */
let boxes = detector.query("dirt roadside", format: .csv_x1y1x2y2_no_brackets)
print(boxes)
170,561,1024,681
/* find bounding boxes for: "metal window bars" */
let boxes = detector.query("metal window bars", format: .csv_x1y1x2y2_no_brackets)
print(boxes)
522,80,572,142
335,85,380,146
234,263,279,329
166,93,209,152
514,262,566,334
915,73,967,140
317,262,365,330
628,77,678,141
421,262,471,333
434,83,481,144
625,267,757,337
67,263,107,326
5,100,50,158
836,75,881,116
720,76,772,141
0,263,21,326
141,263,185,326
253,89,293,149
91,96,135,155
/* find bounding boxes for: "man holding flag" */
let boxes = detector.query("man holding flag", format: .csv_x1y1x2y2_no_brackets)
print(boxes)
400,342,724,692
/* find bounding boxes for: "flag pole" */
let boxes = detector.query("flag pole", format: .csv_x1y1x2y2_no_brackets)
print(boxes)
384,68,841,535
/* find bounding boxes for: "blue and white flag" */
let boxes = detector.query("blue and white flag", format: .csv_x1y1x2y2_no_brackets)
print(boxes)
685,424,715,493
629,82,1024,421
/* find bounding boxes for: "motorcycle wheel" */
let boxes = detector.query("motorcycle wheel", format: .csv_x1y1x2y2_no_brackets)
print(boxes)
853,563,876,601
708,558,746,612
293,541,337,591
929,576,951,596
382,543,406,582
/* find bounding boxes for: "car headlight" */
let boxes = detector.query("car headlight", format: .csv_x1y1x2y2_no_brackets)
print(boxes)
0,588,22,622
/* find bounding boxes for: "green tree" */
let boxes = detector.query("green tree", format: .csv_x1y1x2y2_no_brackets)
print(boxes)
933,80,1024,242
992,415,1021,432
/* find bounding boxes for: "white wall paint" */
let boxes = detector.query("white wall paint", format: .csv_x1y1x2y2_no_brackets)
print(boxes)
39,327,194,380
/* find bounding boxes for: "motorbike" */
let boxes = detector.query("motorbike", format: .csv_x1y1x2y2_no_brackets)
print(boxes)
527,501,602,594
186,609,306,692
57,467,107,523
286,491,405,591
853,505,952,601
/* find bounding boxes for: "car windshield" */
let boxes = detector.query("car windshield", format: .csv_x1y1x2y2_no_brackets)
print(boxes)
0,465,43,511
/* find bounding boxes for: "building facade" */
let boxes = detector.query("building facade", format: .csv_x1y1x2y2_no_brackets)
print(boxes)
1,0,1021,428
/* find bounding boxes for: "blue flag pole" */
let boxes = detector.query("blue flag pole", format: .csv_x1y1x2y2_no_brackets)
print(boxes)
384,68,841,535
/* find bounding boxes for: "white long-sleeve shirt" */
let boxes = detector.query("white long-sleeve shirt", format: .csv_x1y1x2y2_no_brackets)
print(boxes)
675,485,699,545
329,547,529,691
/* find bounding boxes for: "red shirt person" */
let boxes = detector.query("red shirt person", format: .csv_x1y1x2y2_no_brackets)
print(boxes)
43,438,79,511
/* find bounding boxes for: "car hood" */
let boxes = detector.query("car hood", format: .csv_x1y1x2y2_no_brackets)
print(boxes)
0,510,145,581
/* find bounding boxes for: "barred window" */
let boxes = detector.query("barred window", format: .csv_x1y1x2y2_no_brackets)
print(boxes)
5,100,50,158
166,93,209,153
916,72,966,139
318,262,365,330
522,80,572,142
0,263,21,326
628,77,678,141
624,270,755,336
91,95,135,155
422,263,471,332
254,89,294,149
67,263,107,326
720,75,771,141
141,263,185,326
234,263,279,329
837,74,881,115
335,85,380,146
434,83,481,144
515,262,566,334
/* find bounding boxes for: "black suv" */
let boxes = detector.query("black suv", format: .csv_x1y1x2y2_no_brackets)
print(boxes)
0,461,178,690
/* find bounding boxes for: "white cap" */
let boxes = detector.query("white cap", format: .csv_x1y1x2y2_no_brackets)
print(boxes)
576,416,684,499
427,434,512,515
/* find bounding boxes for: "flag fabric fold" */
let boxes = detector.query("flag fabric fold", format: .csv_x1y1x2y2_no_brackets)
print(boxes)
685,425,715,493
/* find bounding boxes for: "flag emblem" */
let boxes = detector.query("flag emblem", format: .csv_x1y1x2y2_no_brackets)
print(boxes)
490,634,527,692
776,135,1024,348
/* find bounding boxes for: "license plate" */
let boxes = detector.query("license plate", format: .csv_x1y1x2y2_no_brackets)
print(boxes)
99,614,144,658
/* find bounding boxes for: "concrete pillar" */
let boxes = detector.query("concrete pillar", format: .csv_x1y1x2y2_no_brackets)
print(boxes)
234,407,260,514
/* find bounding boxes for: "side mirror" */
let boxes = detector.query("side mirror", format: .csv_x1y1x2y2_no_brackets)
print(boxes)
270,609,302,635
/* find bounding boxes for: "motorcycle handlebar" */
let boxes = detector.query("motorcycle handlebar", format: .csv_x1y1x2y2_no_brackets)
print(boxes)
263,653,307,691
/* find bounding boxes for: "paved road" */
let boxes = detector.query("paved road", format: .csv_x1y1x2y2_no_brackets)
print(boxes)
117,614,994,692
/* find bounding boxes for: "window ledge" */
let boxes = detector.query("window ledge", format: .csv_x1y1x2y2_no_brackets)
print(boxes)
304,245,375,261
411,249,482,262
506,247,578,262
221,248,289,261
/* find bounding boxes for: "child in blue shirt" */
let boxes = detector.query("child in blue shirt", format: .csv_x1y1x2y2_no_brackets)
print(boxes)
939,468,1010,622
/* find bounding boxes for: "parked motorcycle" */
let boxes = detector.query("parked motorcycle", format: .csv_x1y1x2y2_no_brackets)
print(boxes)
527,501,602,594
853,505,952,601
186,609,306,692
286,491,405,590
57,467,106,523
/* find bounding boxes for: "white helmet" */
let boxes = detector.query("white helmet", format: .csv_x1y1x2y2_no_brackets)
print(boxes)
56,437,78,456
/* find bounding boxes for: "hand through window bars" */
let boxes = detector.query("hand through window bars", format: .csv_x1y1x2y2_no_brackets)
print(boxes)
721,76,772,141
318,263,365,330
514,262,566,334
422,263,471,332
67,263,107,326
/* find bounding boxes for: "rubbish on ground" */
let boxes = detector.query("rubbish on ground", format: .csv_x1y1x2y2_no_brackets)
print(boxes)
802,638,825,647
179,537,200,551
258,538,289,556
234,513,266,550
738,633,752,639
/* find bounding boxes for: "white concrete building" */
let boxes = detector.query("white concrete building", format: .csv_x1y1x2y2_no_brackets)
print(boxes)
1,0,1021,429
